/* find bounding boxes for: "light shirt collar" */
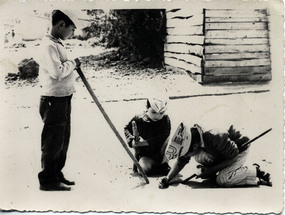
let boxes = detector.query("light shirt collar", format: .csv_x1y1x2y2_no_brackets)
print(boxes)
47,35,64,46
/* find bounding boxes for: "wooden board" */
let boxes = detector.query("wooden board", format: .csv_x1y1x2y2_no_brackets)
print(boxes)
202,73,272,84
167,14,204,27
167,25,203,35
205,30,269,38
164,52,202,66
205,22,268,30
205,52,270,60
205,9,268,18
166,9,203,19
165,43,204,56
204,44,270,53
166,9,181,13
164,57,202,74
205,38,269,45
205,58,271,67
167,35,204,45
165,65,202,83
205,16,268,23
204,66,271,75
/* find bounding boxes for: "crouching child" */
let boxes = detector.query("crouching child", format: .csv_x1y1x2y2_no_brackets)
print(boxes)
124,96,171,176
159,123,272,188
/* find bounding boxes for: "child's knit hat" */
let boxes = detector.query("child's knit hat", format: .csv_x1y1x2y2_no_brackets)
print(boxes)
148,97,168,113
146,82,169,113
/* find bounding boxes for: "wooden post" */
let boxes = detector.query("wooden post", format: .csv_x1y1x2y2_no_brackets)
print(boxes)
76,67,149,184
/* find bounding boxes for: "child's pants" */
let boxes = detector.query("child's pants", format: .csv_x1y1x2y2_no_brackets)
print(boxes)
216,148,257,187
38,95,72,186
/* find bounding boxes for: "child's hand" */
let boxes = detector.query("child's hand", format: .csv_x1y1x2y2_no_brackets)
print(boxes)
158,177,169,189
74,58,81,68
132,137,149,148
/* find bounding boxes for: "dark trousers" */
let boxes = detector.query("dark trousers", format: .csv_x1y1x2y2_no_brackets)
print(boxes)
38,95,72,186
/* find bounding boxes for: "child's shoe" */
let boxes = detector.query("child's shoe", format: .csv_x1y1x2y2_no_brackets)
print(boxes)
253,163,272,186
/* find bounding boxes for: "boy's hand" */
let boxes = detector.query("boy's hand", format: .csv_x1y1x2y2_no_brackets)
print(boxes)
158,177,169,189
132,137,149,148
74,58,81,68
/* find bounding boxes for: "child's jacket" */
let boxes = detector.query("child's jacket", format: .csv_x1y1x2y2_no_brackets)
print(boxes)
39,35,76,97
124,114,171,159
181,125,249,166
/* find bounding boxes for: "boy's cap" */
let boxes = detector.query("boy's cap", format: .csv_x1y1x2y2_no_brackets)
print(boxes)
148,97,168,113
165,122,191,160
186,124,205,154
60,10,86,30
166,123,204,160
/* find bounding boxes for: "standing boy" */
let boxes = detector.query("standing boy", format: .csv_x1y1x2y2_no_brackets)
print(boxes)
124,96,171,176
159,123,272,188
38,10,81,191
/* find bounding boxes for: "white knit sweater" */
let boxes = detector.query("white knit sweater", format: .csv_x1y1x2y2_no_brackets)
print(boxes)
38,35,76,97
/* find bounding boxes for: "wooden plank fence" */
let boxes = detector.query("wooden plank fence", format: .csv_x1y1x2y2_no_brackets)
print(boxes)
164,8,272,84
164,8,204,82
203,9,271,83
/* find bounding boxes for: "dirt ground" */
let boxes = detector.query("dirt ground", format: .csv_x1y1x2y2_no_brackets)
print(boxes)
0,42,283,214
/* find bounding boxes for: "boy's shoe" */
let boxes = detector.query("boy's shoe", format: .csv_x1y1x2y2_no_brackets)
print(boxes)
253,163,272,187
58,172,75,185
40,183,71,191
60,178,75,186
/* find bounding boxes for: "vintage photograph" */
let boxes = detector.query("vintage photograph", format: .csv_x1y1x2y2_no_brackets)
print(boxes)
0,0,283,214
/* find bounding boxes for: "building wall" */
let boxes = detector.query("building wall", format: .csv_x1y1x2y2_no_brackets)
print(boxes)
164,8,272,84
164,8,204,82
203,9,271,83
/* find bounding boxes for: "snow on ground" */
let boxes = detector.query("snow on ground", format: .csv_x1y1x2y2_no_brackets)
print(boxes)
0,42,283,214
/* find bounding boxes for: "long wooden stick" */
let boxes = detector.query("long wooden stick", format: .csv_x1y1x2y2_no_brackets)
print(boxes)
240,128,272,149
181,173,197,184
76,67,149,184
